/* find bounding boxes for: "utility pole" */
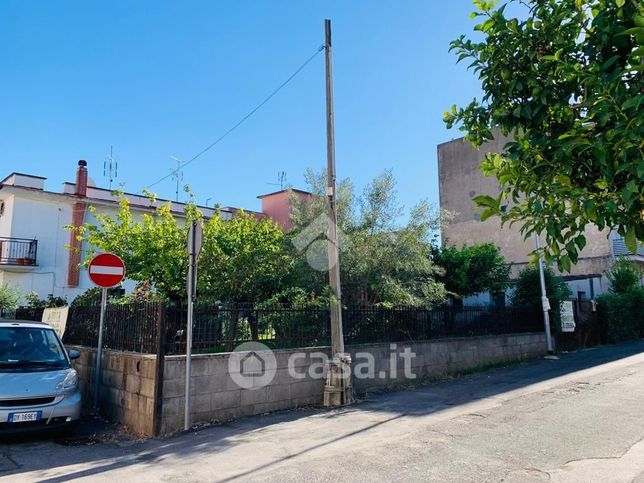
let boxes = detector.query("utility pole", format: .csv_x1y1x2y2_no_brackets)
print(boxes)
323,18,352,407
534,234,555,355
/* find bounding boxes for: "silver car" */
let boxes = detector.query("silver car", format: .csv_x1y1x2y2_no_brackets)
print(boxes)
0,320,81,435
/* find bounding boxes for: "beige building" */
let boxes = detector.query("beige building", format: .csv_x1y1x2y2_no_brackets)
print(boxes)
437,135,641,301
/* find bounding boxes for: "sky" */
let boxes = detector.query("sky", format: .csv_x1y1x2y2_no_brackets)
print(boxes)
0,0,483,215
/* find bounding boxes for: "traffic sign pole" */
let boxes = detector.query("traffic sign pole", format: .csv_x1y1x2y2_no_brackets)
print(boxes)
93,287,108,414
185,221,202,431
87,253,126,416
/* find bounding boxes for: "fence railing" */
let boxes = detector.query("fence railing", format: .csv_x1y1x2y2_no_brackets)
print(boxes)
55,302,543,355
0,237,38,266
63,303,160,353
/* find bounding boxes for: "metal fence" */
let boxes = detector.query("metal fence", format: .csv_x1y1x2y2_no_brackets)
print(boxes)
63,303,160,353
166,303,545,355
35,301,543,355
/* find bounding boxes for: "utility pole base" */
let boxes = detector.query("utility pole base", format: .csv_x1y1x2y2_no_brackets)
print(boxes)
323,354,353,407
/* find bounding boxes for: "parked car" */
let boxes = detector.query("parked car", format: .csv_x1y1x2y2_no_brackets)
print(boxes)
0,320,81,435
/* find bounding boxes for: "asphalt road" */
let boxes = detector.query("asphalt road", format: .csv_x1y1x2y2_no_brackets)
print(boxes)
2,341,644,482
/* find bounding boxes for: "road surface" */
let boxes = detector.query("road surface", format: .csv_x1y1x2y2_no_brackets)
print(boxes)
2,341,644,482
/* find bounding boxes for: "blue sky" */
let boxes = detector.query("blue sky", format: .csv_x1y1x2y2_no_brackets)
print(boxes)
0,0,482,214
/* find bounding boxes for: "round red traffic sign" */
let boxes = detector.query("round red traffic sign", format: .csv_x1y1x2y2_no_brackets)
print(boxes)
88,253,126,288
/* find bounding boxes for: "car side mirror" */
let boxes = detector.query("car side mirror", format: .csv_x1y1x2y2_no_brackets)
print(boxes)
68,349,80,360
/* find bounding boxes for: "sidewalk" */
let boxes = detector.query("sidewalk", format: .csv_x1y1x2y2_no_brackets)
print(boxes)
2,340,644,482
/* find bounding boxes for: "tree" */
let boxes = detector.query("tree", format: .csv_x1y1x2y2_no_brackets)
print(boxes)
510,265,571,329
289,169,448,307
432,243,510,298
444,0,644,272
70,192,290,306
70,194,197,301
198,210,292,304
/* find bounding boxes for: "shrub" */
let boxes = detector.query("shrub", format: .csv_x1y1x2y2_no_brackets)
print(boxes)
597,287,644,343
24,292,67,309
0,284,22,312
606,258,643,294
510,266,571,333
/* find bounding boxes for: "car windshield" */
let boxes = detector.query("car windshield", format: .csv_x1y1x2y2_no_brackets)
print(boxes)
0,326,68,370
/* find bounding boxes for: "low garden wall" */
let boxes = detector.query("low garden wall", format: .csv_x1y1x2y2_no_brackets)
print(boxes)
68,332,547,436
70,346,159,436
158,332,547,435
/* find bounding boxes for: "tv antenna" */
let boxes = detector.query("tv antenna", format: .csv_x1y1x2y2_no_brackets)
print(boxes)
170,156,184,202
103,146,118,190
267,171,287,190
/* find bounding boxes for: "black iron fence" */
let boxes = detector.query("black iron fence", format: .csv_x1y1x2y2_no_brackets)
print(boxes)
56,302,543,355
0,237,38,266
63,303,160,353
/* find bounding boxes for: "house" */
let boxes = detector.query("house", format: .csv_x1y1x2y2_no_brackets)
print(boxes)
0,160,309,301
437,135,641,304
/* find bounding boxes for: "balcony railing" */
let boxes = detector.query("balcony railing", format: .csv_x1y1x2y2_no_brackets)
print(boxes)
0,237,38,266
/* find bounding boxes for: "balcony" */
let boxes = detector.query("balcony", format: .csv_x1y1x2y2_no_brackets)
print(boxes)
0,237,38,268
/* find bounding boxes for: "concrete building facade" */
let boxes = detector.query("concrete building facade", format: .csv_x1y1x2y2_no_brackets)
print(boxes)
436,135,638,302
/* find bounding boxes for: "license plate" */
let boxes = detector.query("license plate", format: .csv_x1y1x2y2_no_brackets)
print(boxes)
8,411,42,423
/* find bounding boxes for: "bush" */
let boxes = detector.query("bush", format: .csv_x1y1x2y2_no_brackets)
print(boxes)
0,284,22,313
597,287,644,343
70,287,123,307
510,266,571,333
606,258,643,294
24,292,67,309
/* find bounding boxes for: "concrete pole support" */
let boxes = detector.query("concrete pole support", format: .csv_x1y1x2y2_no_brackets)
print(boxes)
323,354,353,407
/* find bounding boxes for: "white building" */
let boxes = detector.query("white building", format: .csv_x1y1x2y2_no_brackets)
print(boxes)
0,161,243,302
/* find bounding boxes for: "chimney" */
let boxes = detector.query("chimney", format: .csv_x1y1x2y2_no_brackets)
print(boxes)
67,160,88,287
75,160,88,197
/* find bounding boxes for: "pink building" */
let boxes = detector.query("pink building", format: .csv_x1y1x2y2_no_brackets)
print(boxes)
257,188,314,232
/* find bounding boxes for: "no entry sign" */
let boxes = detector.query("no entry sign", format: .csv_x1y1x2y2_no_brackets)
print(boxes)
88,253,125,288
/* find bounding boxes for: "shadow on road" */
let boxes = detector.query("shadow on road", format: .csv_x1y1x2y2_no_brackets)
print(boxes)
1,340,643,482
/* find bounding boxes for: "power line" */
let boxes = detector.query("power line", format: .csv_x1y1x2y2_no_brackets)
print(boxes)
145,44,325,191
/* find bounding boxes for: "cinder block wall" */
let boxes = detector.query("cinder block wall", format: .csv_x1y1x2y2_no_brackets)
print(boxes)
161,347,330,435
70,332,546,436
70,346,158,436
348,333,546,395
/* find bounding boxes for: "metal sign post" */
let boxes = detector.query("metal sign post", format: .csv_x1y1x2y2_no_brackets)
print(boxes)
94,287,108,414
185,220,202,431
534,235,554,354
87,253,126,415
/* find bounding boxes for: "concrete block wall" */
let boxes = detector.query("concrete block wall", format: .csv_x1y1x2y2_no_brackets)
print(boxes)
161,347,330,435
70,346,158,436
69,332,546,436
348,332,546,394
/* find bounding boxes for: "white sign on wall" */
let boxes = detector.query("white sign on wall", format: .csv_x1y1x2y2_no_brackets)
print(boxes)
42,306,70,337
560,301,576,333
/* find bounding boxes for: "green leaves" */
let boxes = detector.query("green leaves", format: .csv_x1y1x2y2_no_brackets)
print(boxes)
432,243,510,298
446,0,644,271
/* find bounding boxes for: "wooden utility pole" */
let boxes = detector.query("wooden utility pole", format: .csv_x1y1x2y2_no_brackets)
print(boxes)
323,18,352,407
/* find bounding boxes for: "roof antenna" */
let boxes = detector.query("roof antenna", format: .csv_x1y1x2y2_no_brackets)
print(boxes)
103,146,118,190
170,156,184,202
267,171,287,190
